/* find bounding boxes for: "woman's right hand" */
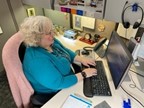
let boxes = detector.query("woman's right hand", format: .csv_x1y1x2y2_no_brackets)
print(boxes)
83,68,97,78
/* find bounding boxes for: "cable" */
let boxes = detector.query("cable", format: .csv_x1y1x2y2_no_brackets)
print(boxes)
130,69,144,78
128,72,144,93
83,46,94,51
120,85,144,107
95,56,100,60
120,70,144,107
124,29,128,43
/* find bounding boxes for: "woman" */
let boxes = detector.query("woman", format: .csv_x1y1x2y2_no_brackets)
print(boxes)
20,16,97,94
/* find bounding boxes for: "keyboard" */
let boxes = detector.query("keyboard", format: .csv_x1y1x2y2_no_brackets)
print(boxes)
82,61,112,97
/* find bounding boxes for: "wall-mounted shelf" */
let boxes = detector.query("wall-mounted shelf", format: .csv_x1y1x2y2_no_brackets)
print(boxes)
22,0,106,19
54,0,106,19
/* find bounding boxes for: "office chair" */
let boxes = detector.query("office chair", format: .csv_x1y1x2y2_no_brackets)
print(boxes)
2,31,33,108
2,31,55,108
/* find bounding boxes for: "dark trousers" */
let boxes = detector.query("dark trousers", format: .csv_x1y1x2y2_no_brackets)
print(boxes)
31,91,59,107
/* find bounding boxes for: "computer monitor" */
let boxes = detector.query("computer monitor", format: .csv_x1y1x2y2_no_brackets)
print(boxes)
106,31,133,89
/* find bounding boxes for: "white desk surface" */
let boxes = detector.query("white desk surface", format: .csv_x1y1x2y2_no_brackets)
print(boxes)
41,36,144,108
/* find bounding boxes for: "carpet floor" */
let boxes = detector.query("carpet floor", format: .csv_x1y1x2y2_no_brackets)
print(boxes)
0,71,17,108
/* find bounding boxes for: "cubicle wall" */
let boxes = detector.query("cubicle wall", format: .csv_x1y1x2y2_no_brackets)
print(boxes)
44,9,71,29
105,0,144,28
0,0,27,73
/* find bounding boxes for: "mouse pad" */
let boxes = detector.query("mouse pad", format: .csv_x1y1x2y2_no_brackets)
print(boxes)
94,101,111,108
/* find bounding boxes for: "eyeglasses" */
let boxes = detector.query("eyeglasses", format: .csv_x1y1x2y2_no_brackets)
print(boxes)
45,29,55,36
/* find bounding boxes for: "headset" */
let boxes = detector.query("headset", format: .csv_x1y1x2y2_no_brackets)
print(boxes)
121,1,144,29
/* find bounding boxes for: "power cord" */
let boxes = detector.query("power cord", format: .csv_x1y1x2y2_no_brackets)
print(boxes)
120,71,144,107
95,56,100,60
120,85,144,107
128,72,144,93
130,69,144,78
83,46,94,51
125,28,128,38
124,29,128,43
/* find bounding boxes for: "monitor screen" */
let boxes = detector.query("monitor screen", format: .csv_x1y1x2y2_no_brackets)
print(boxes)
106,31,133,89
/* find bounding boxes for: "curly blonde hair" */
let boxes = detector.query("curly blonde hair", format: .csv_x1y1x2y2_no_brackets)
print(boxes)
20,16,53,47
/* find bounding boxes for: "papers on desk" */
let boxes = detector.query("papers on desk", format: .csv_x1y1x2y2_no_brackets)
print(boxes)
61,94,92,108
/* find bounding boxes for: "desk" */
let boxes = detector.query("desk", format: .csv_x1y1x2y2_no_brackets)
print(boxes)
55,35,97,51
41,36,144,108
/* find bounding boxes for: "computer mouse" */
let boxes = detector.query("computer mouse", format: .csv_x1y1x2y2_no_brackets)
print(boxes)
81,50,89,55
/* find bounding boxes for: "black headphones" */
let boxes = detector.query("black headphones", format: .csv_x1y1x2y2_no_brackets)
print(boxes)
121,2,144,29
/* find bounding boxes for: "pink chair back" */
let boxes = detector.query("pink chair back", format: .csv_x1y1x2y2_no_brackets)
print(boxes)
2,31,34,108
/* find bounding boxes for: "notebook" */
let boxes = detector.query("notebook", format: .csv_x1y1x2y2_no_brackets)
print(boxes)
61,94,92,108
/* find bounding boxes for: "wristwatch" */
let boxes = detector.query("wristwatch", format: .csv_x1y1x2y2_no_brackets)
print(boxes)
81,71,87,79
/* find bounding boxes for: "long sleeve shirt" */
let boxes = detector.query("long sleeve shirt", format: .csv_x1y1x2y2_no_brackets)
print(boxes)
23,38,77,93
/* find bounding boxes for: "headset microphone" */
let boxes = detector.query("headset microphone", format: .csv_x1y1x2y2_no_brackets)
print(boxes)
123,1,128,10
121,1,144,29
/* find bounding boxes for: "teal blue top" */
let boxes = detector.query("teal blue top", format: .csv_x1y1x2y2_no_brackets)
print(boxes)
23,39,78,93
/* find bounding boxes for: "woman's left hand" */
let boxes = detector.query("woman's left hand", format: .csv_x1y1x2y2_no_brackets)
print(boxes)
74,55,96,67
80,57,96,67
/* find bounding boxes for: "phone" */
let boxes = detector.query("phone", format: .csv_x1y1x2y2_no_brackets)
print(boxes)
75,37,107,58
75,49,95,58
93,37,107,58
